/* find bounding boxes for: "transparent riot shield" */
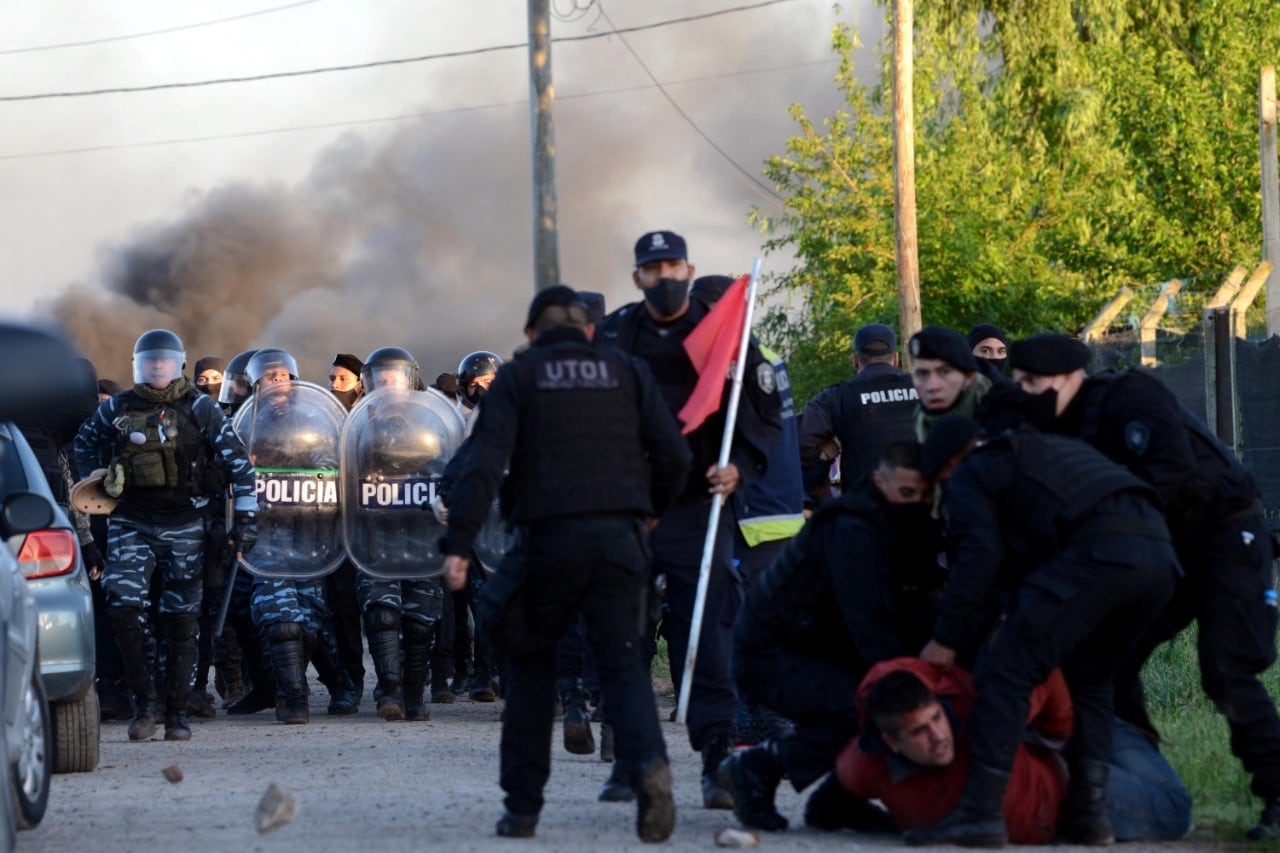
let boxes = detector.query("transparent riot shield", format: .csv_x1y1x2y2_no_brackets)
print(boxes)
473,502,515,574
231,380,346,579
340,388,465,579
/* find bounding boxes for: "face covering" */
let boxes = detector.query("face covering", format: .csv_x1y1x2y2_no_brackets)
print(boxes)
642,277,690,318
332,388,360,410
987,357,1008,374
1016,387,1059,430
200,382,222,399
463,384,488,408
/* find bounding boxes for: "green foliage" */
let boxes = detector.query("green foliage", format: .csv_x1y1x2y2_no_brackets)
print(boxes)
757,1,1280,404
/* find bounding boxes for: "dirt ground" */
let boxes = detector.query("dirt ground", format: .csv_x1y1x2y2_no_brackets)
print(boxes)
22,672,1212,853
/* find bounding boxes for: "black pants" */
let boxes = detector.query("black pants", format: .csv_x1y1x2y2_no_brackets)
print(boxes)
970,517,1177,776
733,647,860,790
652,501,742,751
499,516,668,817
324,560,365,690
1117,511,1280,798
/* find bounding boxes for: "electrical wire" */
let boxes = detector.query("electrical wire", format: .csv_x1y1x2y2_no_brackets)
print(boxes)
595,3,785,207
0,0,799,102
0,0,324,57
0,58,835,161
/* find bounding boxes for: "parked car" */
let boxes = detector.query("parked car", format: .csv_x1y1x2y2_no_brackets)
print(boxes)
0,320,93,846
1,423,98,773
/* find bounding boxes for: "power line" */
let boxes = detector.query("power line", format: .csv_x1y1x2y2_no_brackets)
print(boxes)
0,59,835,161
0,0,325,57
595,3,785,207
0,0,799,102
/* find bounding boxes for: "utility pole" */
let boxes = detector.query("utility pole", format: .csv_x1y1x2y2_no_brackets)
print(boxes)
528,0,560,292
891,0,922,348
1261,66,1279,336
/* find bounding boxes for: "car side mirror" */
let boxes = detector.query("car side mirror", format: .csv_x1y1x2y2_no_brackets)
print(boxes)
0,492,54,537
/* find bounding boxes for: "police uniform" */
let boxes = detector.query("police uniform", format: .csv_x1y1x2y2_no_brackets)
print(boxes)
598,280,782,806
727,474,944,830
442,287,691,840
74,348,257,741
906,423,1179,847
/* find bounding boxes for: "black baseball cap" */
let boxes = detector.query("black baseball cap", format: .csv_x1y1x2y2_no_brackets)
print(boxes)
525,285,587,329
854,323,897,356
634,230,688,267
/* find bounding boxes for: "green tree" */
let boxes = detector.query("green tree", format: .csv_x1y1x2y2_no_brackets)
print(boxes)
759,1,1280,404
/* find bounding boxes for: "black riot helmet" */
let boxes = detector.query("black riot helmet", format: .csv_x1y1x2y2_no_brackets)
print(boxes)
362,346,420,393
219,348,259,406
246,347,299,388
457,351,503,408
132,329,186,387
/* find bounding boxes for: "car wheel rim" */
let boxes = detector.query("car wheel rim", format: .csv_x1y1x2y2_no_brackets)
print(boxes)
17,681,45,801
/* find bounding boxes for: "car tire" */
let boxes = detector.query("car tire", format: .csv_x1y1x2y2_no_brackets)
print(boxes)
52,690,100,774
14,668,50,830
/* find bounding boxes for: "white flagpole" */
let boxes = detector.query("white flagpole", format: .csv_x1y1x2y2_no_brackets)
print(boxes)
676,257,762,726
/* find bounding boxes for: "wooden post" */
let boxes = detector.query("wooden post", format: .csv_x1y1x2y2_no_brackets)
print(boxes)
1139,280,1182,367
891,0,922,349
1081,286,1136,343
1207,266,1248,310
1232,261,1273,339
1262,67,1279,335
528,0,560,293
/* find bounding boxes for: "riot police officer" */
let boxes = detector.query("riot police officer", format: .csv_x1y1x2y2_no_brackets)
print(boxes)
74,329,258,742
217,349,258,416
1008,333,1280,840
456,350,502,416
442,285,691,841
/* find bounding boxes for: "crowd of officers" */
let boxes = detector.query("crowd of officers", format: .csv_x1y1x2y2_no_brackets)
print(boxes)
32,227,1280,846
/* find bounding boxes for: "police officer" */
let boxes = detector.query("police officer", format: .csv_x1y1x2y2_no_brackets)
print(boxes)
74,329,258,742
353,346,448,722
217,349,258,416
597,230,783,809
905,417,1179,847
726,440,943,832
329,353,364,411
1008,333,1280,840
193,356,224,399
441,285,690,841
908,326,994,440
457,350,503,415
798,323,919,488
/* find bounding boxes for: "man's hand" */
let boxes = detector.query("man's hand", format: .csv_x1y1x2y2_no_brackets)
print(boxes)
920,639,956,670
430,495,449,524
442,554,470,592
80,541,104,582
229,511,258,557
706,463,741,503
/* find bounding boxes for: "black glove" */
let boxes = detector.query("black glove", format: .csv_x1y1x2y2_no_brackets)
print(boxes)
229,511,258,556
79,541,105,577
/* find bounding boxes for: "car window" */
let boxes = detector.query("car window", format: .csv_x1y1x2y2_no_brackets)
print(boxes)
0,430,28,495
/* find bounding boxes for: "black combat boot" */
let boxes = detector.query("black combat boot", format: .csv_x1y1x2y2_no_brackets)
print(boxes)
1059,759,1115,845
495,811,538,838
727,739,788,831
903,762,1010,847
266,622,309,725
470,658,498,702
213,626,248,706
557,676,594,755
401,619,433,721
600,760,635,803
634,758,676,843
365,606,405,721
1248,797,1280,841
803,772,896,832
109,608,160,741
226,614,276,714
700,732,735,810
308,630,359,716
161,613,199,741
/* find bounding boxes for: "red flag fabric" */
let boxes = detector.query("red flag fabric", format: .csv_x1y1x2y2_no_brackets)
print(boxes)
678,274,750,434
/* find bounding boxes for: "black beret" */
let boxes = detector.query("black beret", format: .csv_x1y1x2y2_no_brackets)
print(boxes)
920,415,984,481
332,353,363,374
909,326,978,373
967,324,1007,349
525,284,586,329
1007,334,1091,376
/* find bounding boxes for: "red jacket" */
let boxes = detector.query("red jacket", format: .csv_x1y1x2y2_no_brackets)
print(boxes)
835,658,1072,845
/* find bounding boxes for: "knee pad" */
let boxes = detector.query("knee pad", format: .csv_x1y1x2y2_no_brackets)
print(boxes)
266,621,305,645
402,617,433,644
363,605,400,635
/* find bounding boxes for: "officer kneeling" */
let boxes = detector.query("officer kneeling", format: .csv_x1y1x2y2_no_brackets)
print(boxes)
441,285,692,843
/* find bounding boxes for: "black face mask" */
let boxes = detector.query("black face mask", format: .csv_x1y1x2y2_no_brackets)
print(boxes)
199,382,222,399
883,501,932,528
642,277,690,318
986,357,1008,374
332,388,360,410
1016,388,1059,430
463,384,488,409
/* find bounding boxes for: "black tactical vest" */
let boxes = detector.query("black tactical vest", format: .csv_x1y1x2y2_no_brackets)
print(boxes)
112,389,211,500
834,367,918,482
505,339,652,523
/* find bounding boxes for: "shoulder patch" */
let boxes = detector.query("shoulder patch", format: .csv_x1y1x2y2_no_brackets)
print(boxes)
1124,420,1151,455
756,362,777,395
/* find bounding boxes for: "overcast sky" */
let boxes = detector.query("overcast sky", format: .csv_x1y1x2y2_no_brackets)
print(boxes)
0,0,883,381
